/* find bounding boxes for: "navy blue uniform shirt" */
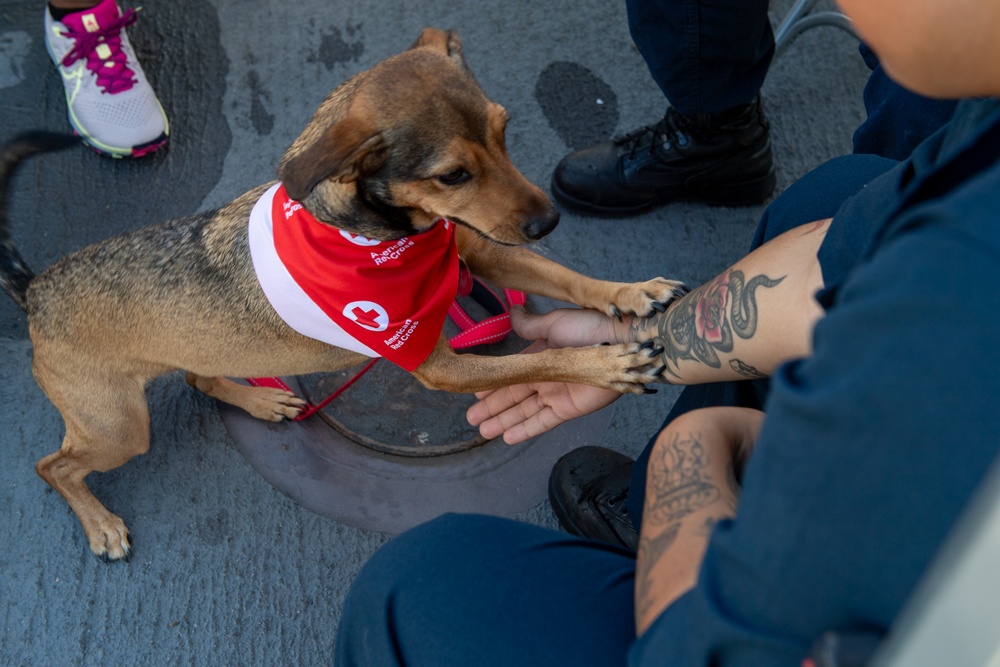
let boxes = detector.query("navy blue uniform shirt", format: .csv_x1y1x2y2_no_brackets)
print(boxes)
633,98,1000,666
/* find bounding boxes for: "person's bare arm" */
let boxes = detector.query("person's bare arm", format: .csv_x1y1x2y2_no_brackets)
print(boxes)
635,406,762,635
468,219,830,443
628,218,829,384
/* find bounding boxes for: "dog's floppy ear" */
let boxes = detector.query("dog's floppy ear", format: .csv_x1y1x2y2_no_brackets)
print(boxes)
410,28,465,68
279,116,386,201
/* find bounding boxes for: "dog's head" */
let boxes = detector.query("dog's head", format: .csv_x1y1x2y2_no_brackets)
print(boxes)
277,28,559,245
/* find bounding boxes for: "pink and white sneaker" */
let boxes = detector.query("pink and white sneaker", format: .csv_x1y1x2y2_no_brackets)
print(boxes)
44,0,169,158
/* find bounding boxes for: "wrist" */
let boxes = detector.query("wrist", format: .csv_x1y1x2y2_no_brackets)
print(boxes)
613,314,639,345
622,300,683,383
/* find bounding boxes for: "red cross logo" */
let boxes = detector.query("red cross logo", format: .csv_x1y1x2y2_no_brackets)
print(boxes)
343,301,389,331
339,230,382,247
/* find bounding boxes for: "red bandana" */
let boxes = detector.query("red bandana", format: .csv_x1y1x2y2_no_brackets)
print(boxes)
248,183,459,371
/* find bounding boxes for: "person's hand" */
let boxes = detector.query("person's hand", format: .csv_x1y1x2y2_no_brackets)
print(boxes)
467,306,628,444
467,359,622,444
507,305,627,348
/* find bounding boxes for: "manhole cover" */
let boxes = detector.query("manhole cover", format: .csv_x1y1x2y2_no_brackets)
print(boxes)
298,286,527,457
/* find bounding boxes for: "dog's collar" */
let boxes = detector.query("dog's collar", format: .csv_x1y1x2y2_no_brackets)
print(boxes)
248,183,459,371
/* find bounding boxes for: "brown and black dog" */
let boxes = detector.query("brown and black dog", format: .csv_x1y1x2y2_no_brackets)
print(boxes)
0,29,682,561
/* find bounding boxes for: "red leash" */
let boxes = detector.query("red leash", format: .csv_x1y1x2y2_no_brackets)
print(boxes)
247,267,525,421
246,358,379,421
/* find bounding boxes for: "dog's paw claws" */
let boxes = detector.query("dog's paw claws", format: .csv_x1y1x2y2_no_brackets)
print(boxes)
611,277,686,321
610,305,623,322
277,404,306,420
606,342,671,393
637,341,664,358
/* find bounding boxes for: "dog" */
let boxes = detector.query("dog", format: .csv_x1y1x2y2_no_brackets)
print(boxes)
0,28,682,561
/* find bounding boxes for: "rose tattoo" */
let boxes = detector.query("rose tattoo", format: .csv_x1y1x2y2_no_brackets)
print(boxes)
655,270,784,379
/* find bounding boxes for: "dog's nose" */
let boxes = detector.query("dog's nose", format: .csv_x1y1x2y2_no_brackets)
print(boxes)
522,207,560,240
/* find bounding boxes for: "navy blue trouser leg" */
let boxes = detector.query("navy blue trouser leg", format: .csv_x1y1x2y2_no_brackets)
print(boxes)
626,0,773,116
628,153,900,524
334,514,637,667
852,44,958,161
625,3,955,148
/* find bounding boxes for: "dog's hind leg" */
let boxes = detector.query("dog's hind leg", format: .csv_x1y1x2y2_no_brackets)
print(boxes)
32,354,152,561
185,373,307,421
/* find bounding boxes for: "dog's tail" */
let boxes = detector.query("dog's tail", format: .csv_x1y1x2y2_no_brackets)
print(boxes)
0,132,80,311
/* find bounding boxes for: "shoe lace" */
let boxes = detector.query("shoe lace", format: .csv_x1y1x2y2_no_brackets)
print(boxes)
617,108,692,160
58,8,139,94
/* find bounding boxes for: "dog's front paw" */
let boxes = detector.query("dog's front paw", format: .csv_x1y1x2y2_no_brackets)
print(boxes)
607,278,687,320
605,340,667,394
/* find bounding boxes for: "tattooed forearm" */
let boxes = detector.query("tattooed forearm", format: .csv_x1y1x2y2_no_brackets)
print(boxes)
634,410,760,634
629,270,785,381
635,429,734,632
635,522,681,622
645,430,721,526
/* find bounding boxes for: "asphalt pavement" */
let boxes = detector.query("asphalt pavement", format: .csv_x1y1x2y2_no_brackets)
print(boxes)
0,0,868,663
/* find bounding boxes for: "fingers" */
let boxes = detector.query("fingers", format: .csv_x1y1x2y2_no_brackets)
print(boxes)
476,394,561,445
466,385,554,444
504,405,575,444
467,384,538,427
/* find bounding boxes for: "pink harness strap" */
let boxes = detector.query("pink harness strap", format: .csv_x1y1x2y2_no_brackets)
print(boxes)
247,267,525,421
447,266,526,348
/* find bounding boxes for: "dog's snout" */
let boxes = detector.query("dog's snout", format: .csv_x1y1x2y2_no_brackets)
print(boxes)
522,207,560,240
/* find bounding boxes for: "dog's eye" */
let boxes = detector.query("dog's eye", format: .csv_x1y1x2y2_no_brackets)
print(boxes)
438,168,470,186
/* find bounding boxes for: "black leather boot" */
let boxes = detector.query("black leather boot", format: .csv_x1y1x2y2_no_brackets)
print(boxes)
548,446,639,551
551,96,775,216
